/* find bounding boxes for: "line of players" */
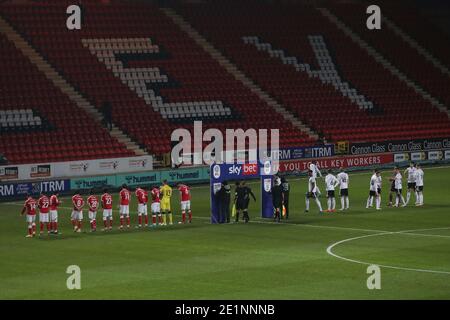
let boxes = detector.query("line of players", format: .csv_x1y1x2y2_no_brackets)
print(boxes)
20,180,192,238
303,161,425,213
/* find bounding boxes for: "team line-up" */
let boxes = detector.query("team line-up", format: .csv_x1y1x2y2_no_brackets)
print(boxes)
20,180,192,237
19,162,425,237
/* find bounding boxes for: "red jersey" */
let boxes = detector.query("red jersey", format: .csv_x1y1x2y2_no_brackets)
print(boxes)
119,188,131,205
151,188,160,203
87,195,99,211
72,194,84,211
49,194,60,211
24,197,37,215
38,195,50,213
178,184,191,201
135,188,148,204
102,193,112,209
101,193,113,209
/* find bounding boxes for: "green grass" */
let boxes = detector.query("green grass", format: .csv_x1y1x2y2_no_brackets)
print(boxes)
1,166,450,299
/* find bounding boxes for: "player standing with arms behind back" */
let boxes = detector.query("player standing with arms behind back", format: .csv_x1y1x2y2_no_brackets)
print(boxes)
21,194,37,238
393,167,406,207
101,189,113,231
177,183,192,224
49,192,61,234
135,186,149,228
119,184,131,230
160,180,173,226
71,191,84,233
87,190,98,232
415,164,424,206
151,186,161,227
337,167,349,211
37,192,50,236
366,169,378,209
305,170,323,213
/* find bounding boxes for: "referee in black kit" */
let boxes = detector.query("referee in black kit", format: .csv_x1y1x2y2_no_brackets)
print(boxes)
271,176,284,223
234,181,256,223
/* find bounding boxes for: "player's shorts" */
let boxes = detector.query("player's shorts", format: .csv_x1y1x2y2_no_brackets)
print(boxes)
327,190,335,198
71,210,83,221
88,211,97,220
369,190,376,197
49,210,58,222
103,209,113,219
236,199,249,210
138,203,148,215
340,189,349,197
151,202,161,214
306,191,317,199
407,182,416,189
272,200,282,210
181,200,191,211
119,205,129,216
395,188,402,195
160,199,171,211
26,214,36,224
39,212,49,223
416,185,424,192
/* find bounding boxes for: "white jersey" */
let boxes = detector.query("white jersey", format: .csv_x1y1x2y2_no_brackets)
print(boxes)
394,173,403,189
415,169,424,187
369,174,378,192
337,172,349,189
308,177,318,193
309,163,322,178
376,175,382,189
405,167,417,183
325,174,339,191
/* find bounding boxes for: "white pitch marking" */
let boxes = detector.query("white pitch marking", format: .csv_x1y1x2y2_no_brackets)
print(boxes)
326,227,450,275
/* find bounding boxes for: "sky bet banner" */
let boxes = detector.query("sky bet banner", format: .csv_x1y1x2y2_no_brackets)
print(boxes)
0,179,70,200
349,137,450,155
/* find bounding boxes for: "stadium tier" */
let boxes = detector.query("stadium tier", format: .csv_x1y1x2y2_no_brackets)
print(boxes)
0,33,134,164
0,1,316,164
175,2,450,142
329,4,450,114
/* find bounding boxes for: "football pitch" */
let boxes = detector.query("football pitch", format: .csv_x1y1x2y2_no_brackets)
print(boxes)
0,166,449,300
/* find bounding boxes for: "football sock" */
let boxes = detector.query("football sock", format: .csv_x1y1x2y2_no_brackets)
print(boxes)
126,217,130,226
40,222,44,232
163,214,167,224
152,215,156,225
144,215,148,225
332,198,336,210
138,215,142,226
341,197,345,210
120,217,124,226
406,191,411,204
188,210,192,222
346,197,349,209
168,213,173,224
182,211,186,223
327,198,331,211
305,197,310,211
316,198,323,211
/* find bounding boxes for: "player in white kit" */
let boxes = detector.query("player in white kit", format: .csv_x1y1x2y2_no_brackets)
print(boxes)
404,162,417,206
305,170,323,213
414,164,424,206
336,167,350,211
325,170,339,212
366,169,379,209
393,167,406,207
308,161,322,196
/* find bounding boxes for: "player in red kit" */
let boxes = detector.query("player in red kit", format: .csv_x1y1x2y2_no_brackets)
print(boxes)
87,190,99,232
71,191,84,233
38,192,51,236
21,194,37,238
49,192,61,234
150,186,161,227
177,183,192,224
135,186,149,228
119,184,131,229
101,188,113,231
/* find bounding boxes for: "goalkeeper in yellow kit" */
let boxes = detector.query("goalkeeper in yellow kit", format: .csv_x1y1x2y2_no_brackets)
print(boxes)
160,180,173,225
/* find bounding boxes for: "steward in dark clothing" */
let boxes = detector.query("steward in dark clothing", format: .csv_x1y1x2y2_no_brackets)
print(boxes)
271,182,284,223
281,177,290,219
217,181,231,223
